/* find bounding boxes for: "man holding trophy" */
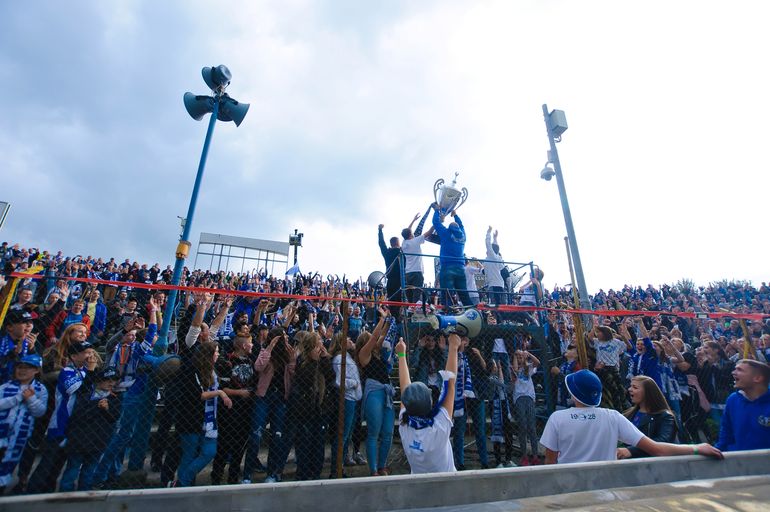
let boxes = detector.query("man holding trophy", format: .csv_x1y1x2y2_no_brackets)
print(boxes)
430,173,472,310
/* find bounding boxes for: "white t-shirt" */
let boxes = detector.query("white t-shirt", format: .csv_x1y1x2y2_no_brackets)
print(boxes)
513,366,536,402
402,235,427,274
398,407,457,474
540,407,645,464
592,338,627,368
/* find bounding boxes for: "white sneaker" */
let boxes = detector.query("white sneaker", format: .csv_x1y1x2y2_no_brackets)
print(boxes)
241,479,252,484
264,475,277,483
496,463,505,469
504,460,516,468
353,452,367,465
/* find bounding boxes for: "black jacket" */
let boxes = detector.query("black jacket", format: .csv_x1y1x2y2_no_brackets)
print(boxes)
628,410,677,458
66,386,122,454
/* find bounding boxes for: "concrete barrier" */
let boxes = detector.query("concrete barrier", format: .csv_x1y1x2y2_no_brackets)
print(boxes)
1,450,768,512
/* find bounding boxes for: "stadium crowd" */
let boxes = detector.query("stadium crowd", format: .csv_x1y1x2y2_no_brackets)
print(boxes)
0,239,769,494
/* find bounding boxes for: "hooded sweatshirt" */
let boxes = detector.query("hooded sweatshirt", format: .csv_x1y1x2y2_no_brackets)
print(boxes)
715,389,770,451
432,210,466,269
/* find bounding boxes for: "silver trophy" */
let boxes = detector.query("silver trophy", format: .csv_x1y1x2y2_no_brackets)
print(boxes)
433,172,468,220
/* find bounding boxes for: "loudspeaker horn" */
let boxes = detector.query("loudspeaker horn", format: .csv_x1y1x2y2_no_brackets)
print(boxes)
428,308,482,338
183,92,214,121
219,96,250,127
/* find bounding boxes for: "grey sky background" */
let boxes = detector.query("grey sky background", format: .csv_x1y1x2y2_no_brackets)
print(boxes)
1,1,768,291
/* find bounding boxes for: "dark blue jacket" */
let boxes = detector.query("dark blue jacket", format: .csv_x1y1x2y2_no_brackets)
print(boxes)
629,337,662,388
716,390,770,452
432,210,466,269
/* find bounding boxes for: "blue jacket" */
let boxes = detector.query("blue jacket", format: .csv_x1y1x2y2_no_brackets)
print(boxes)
432,210,466,269
716,390,770,452
88,301,107,334
629,337,662,388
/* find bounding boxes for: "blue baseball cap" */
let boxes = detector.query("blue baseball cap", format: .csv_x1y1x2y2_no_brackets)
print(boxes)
401,381,433,417
17,354,42,368
565,370,603,407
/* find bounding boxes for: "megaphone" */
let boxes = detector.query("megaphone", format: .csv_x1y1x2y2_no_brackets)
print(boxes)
183,92,215,121
219,94,250,127
428,308,482,338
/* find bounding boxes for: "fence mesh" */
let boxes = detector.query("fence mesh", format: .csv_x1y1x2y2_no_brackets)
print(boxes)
0,267,764,493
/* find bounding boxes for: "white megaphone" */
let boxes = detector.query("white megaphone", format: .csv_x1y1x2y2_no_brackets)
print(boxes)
427,308,482,338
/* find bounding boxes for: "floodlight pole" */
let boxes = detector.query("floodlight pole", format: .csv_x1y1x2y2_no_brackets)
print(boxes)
542,104,591,313
155,95,220,354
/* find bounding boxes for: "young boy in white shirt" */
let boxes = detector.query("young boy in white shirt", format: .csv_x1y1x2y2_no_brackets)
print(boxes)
540,369,723,464
395,333,459,474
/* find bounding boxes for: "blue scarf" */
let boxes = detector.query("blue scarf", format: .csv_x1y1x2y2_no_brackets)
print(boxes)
381,317,399,373
197,373,219,439
0,379,47,485
0,334,31,384
405,371,453,430
489,375,513,442
453,353,474,418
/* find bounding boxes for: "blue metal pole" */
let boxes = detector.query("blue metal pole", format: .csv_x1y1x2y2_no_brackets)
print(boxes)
155,96,220,354
542,104,591,312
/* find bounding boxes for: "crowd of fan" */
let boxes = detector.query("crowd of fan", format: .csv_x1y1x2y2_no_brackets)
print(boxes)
1,241,769,494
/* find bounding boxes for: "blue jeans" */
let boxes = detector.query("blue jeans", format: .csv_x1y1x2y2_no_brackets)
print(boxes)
177,434,217,486
363,389,394,474
452,397,488,467
92,389,155,484
243,389,287,478
59,452,100,491
439,265,472,308
330,399,358,471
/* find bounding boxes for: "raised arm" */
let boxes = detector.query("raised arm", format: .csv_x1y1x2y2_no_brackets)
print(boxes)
209,295,234,334
441,334,460,416
395,338,411,403
378,225,388,257
431,208,448,237
357,311,387,368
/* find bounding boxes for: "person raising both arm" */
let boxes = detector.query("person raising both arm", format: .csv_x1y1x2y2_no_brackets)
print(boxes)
396,332,460,474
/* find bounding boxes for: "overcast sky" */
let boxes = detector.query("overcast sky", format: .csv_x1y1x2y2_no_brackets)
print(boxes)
1,1,768,292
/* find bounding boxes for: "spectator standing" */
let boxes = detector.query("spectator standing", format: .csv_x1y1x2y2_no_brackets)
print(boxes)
211,335,256,485
401,213,434,305
715,359,770,452
616,376,677,459
396,334,459,474
377,224,404,320
484,227,506,305
356,310,394,476
173,342,232,487
59,368,122,491
27,341,98,493
0,354,48,492
329,332,362,476
512,348,541,465
0,311,38,384
431,204,471,308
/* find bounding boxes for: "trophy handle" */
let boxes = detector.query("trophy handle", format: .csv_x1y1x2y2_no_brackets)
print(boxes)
454,187,469,212
433,179,444,205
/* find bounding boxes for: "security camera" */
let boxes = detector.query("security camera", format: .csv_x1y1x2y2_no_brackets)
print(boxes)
540,166,555,181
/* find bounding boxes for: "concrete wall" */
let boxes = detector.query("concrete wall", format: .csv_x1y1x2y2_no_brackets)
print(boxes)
2,450,768,512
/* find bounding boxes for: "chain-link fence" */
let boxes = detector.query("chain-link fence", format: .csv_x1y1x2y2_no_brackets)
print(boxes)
0,268,765,493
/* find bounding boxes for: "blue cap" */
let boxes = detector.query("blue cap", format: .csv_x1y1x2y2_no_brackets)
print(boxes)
17,354,42,368
401,381,433,417
565,370,603,407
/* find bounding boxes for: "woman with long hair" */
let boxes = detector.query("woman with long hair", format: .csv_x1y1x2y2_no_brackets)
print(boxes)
290,331,334,480
328,331,362,476
173,341,232,486
43,323,89,374
355,309,393,476
617,376,677,459
243,327,295,483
